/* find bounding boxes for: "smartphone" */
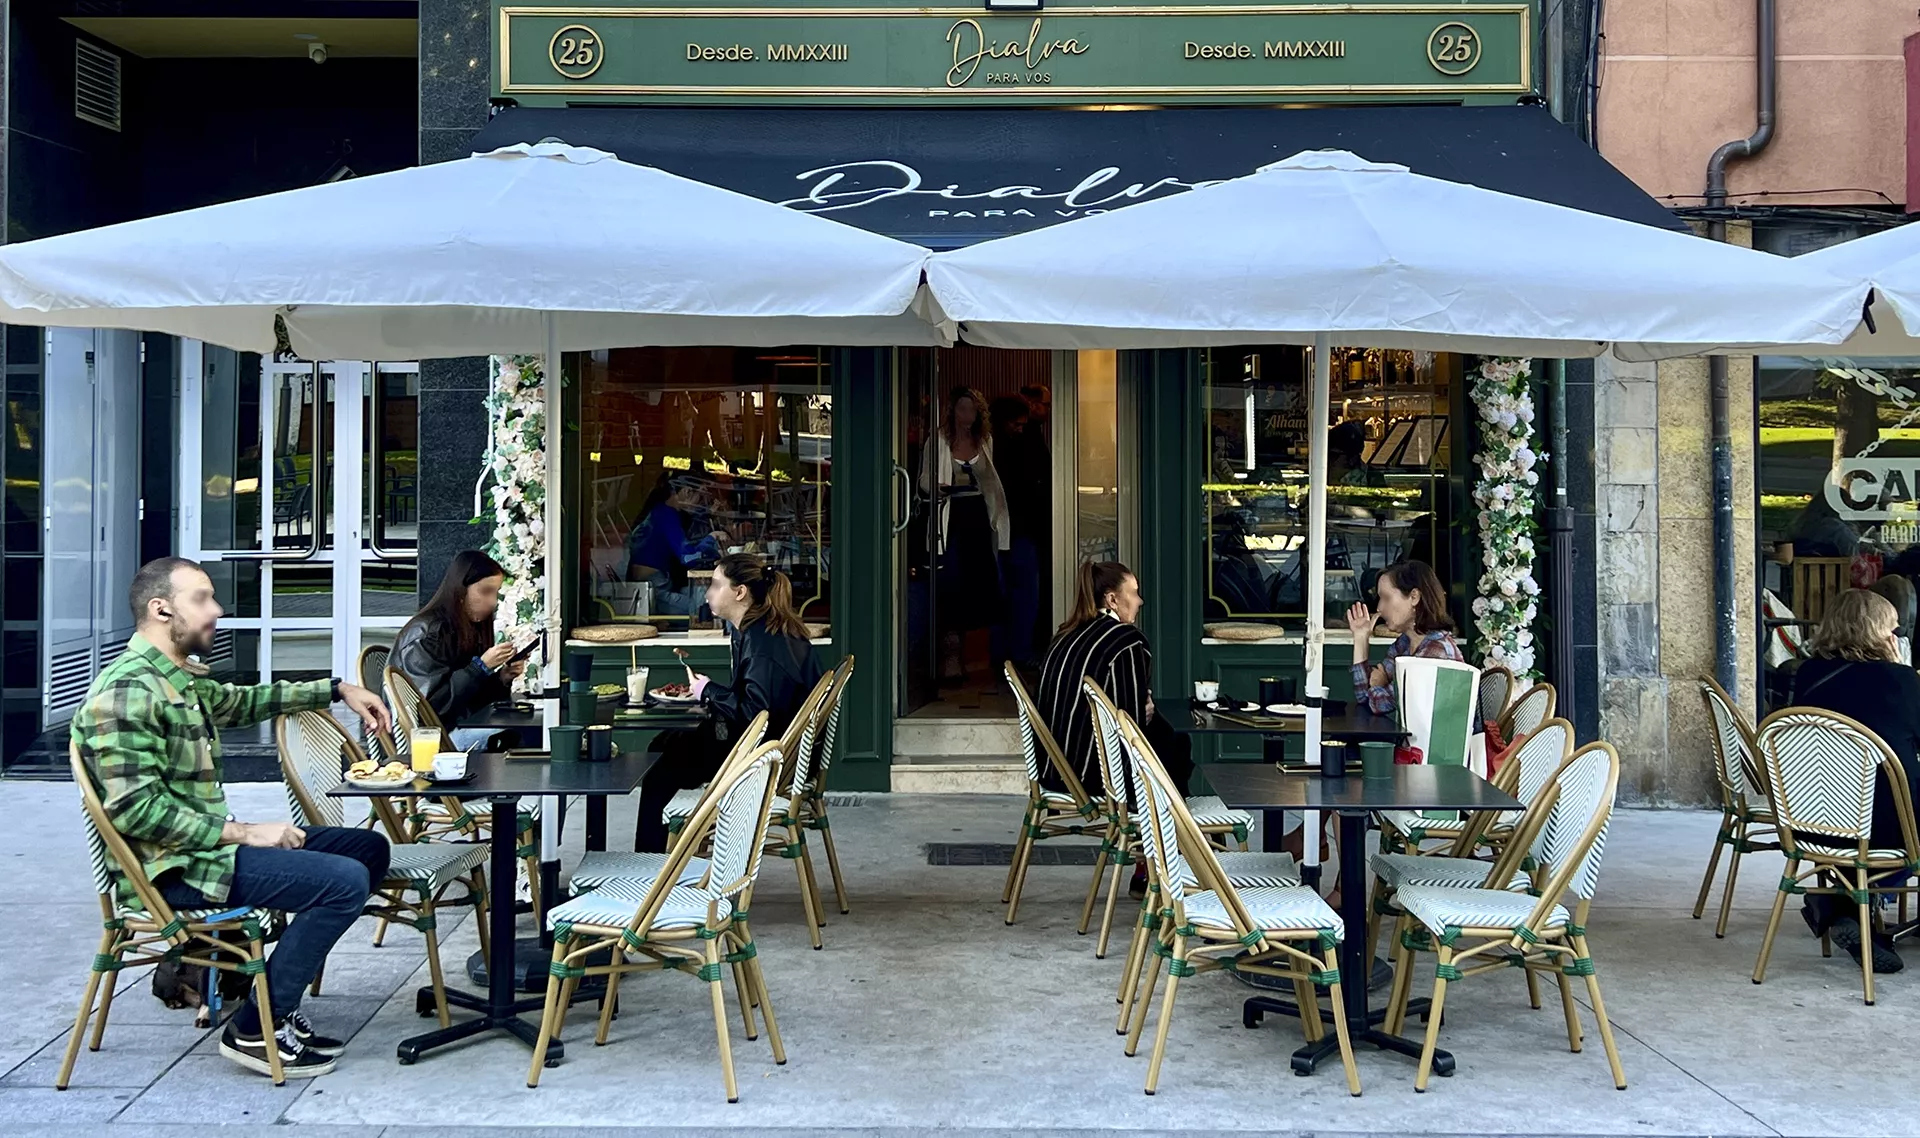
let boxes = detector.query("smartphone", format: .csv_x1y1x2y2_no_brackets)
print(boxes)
507,633,544,664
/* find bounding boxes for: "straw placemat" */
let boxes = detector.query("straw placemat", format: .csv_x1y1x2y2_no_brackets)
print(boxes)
569,624,661,643
1203,622,1287,642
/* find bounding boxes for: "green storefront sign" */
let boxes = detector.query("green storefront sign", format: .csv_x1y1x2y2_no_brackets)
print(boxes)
497,2,1533,105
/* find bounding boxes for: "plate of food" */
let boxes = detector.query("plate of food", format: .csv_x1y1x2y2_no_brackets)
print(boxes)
344,759,415,789
591,682,625,700
648,682,699,705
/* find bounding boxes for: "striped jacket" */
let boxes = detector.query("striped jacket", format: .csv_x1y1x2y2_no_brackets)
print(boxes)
1036,614,1154,795
71,637,331,906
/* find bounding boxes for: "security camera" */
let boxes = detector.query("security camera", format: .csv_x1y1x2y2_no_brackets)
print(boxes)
308,42,328,64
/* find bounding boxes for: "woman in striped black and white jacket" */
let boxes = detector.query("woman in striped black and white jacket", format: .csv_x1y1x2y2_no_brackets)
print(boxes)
1035,561,1194,803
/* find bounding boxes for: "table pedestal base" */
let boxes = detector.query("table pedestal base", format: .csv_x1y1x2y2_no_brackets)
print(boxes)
1242,990,1453,1078
396,987,560,1065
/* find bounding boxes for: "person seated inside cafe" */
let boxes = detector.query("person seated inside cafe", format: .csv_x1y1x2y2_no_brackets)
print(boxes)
1036,560,1192,894
633,553,824,852
1789,587,1920,974
393,549,526,728
627,470,726,617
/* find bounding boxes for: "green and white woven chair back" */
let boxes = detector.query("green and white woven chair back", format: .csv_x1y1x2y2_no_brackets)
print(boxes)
281,711,351,830
1699,681,1753,801
1758,710,1880,844
804,666,851,794
710,744,780,900
1539,745,1617,901
78,795,117,899
384,667,439,756
786,703,824,800
1006,668,1050,788
359,645,391,691
1477,668,1513,727
1394,656,1479,769
1110,711,1196,899
1510,721,1572,836
1505,684,1553,740
1091,690,1131,814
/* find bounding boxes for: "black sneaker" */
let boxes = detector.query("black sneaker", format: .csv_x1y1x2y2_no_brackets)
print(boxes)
286,1009,347,1057
219,1019,337,1078
1829,918,1905,973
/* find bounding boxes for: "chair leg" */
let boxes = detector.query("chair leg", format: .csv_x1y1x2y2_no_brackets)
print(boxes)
526,945,570,1087
248,941,285,1086
595,969,623,1046
1554,958,1583,1052
309,959,326,998
1096,858,1127,959
1573,932,1627,1089
1858,872,1877,1007
1414,946,1454,1093
815,812,851,915
419,901,452,1029
1005,819,1039,926
523,854,543,916
1322,946,1362,1097
1714,839,1745,940
1692,813,1730,919
55,933,115,1089
788,826,825,950
1384,916,1416,1037
1142,936,1186,1095
732,940,759,1041
1524,956,1543,1010
1116,898,1151,1032
1078,830,1113,936
88,961,124,1053
1752,859,1798,984
471,870,492,974
705,939,741,1102
795,836,828,929
1002,804,1034,904
741,927,786,1065
372,917,391,948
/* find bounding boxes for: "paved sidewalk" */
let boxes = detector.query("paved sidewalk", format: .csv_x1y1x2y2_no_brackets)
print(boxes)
3,780,1915,1137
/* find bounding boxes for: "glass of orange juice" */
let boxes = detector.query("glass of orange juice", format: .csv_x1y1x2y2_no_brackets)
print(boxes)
410,735,441,774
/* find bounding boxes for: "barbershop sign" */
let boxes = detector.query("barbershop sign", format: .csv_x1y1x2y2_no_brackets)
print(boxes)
495,3,1532,103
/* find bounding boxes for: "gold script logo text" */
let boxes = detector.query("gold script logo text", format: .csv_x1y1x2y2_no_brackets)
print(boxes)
946,18,1088,87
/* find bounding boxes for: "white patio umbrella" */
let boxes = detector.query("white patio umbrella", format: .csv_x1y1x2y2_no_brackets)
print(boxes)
925,150,1868,863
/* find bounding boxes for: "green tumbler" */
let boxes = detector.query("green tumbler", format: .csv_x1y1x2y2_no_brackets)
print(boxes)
1359,741,1395,780
549,725,584,764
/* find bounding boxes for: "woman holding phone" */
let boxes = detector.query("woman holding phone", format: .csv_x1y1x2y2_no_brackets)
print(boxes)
394,549,528,727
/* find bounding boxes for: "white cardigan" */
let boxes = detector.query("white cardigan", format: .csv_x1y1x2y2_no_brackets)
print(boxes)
919,432,1011,554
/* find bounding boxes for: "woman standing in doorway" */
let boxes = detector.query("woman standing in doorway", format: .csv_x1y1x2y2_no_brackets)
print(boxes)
919,386,1010,683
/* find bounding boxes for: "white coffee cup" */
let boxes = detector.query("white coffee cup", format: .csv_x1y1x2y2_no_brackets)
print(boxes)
627,666,650,703
1194,680,1220,702
431,752,468,781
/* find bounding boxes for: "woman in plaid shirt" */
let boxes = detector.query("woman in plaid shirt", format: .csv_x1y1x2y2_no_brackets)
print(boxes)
1346,560,1464,716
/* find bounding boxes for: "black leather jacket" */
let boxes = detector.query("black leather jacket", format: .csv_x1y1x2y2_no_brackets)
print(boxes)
703,620,823,737
392,616,510,727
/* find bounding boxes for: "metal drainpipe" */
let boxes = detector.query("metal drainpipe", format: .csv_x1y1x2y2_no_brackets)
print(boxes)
1546,359,1574,722
1702,0,1776,697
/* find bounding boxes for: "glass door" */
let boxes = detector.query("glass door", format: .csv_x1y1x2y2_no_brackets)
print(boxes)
895,347,941,715
177,344,418,683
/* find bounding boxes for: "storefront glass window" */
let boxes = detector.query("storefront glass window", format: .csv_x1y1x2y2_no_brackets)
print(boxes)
575,348,832,633
1202,345,1460,627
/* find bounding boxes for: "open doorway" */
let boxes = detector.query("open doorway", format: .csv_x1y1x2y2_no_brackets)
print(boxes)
896,347,1129,721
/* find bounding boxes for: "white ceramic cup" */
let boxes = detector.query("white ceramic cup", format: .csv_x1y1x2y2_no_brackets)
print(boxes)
431,752,468,781
1194,680,1220,702
627,667,650,703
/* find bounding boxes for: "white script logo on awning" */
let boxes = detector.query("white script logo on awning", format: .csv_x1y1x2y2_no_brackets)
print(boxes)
777,159,1225,220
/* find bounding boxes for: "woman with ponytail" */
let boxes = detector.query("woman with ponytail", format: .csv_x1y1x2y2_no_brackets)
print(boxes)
633,553,825,851
1035,561,1194,809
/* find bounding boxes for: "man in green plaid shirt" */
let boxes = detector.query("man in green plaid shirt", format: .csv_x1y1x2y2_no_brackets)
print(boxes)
74,557,395,1079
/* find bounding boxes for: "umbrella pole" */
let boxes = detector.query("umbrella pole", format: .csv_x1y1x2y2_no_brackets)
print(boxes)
1301,332,1330,882
543,311,563,693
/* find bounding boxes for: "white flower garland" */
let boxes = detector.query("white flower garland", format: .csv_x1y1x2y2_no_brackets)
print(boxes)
483,354,547,689
1468,357,1542,678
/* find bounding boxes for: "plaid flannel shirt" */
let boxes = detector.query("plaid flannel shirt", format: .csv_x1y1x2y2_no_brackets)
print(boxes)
71,638,331,907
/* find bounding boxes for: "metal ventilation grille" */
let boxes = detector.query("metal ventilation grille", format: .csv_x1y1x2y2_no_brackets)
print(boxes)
74,40,122,132
96,636,131,671
46,648,95,718
202,629,236,668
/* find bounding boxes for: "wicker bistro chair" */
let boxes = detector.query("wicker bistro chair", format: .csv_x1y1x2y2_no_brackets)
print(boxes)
277,711,491,1027
787,655,856,917
1751,708,1920,1005
1499,683,1557,743
1082,685,1302,1021
1383,740,1627,1092
59,745,288,1087
1378,657,1483,854
356,643,394,761
657,670,839,948
1364,719,1575,983
569,712,771,897
1477,665,1516,731
529,739,788,1101
1693,679,1781,938
1117,708,1361,1097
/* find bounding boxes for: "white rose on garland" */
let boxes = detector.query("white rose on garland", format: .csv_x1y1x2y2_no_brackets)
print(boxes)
483,353,547,690
1470,357,1542,679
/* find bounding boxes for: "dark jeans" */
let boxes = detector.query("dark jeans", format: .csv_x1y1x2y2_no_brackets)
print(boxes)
634,724,731,853
158,826,389,1034
993,536,1042,668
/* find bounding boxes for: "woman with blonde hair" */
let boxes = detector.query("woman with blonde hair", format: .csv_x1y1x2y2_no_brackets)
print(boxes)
919,386,1009,683
1791,587,1920,971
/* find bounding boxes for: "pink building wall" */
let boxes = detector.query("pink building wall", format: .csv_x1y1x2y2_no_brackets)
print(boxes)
1596,0,1912,209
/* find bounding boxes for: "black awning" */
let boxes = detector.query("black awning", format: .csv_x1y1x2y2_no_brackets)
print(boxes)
474,103,1684,246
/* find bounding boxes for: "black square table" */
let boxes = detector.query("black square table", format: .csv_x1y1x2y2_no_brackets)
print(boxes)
1197,762,1520,1079
330,750,655,1065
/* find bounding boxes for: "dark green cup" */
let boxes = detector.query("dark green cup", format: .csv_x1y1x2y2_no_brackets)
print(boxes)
549,724,584,764
567,691,597,725
1359,741,1395,780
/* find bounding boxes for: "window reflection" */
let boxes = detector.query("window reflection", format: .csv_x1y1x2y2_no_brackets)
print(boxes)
576,348,832,632
1202,346,1459,625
